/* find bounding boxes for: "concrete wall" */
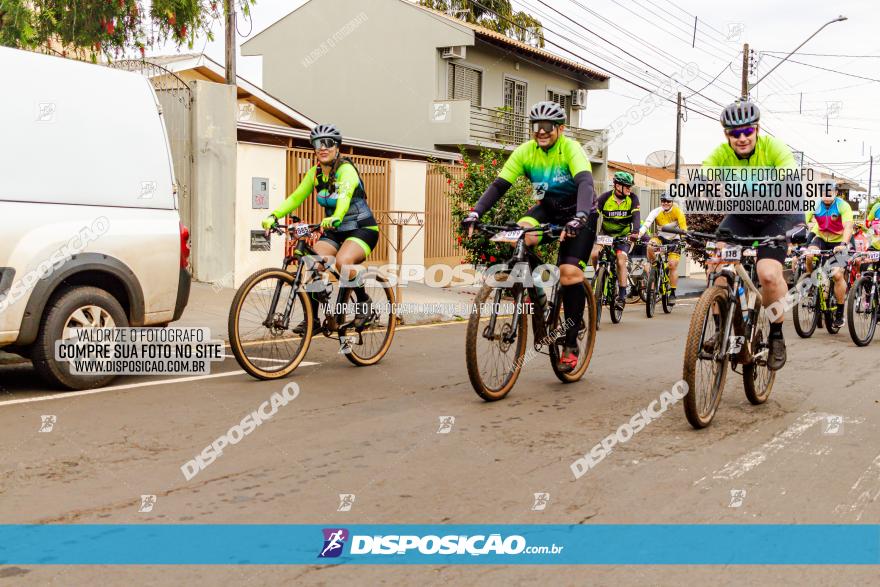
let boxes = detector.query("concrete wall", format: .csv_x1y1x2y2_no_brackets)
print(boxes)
242,0,472,151
191,80,237,283
234,143,287,288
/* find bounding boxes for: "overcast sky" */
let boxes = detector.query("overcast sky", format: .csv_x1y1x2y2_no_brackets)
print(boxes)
151,0,880,190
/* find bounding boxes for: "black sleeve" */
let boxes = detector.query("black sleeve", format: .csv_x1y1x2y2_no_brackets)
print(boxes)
473,178,512,216
593,190,611,215
630,193,641,231
573,171,595,215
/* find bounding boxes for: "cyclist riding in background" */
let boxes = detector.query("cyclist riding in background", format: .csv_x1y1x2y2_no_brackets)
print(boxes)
702,99,801,371
804,181,853,329
261,123,379,334
865,200,880,251
462,101,596,374
639,191,687,304
590,171,641,310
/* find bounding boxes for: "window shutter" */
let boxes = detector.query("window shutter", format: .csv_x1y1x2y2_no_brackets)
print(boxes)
448,63,482,106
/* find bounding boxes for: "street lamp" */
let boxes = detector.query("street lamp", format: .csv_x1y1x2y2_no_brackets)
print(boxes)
748,15,847,94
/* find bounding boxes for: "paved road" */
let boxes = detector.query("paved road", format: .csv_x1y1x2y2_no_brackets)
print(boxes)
1,302,878,585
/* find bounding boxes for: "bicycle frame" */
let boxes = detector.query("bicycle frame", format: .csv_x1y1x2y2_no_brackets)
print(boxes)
705,256,763,363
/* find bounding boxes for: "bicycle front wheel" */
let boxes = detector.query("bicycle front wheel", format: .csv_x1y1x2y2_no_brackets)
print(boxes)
792,274,819,338
847,276,878,346
465,278,528,401
682,286,730,429
593,266,606,328
743,305,776,405
549,279,597,383
646,266,659,318
340,269,397,366
228,268,313,380
661,270,673,314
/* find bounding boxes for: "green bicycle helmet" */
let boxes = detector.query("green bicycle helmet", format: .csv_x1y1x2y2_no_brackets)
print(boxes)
613,171,634,187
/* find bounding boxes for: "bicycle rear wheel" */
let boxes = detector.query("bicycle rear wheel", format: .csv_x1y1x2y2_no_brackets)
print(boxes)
228,268,313,380
549,279,598,383
682,286,730,429
340,269,397,366
465,277,528,401
847,276,878,346
743,306,776,405
792,275,819,338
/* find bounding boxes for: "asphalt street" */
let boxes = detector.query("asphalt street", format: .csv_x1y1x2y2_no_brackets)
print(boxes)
1,301,878,585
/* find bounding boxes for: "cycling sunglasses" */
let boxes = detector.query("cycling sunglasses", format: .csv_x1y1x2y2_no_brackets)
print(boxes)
726,126,756,139
312,138,339,150
531,121,558,134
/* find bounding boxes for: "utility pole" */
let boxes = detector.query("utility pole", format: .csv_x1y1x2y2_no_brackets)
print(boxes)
691,17,697,48
869,152,874,199
799,93,803,114
741,43,750,99
675,92,683,179
225,0,236,85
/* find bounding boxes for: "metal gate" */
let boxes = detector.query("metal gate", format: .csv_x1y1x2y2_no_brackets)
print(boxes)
109,60,193,232
425,163,467,266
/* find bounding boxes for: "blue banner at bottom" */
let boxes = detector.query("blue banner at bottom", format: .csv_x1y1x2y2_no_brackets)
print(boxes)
0,525,878,565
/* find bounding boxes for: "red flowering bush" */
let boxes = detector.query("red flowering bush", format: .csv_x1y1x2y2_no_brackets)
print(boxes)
431,146,558,265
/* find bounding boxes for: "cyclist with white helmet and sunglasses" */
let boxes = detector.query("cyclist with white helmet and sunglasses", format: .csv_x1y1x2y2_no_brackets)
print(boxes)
462,101,597,373
262,124,379,334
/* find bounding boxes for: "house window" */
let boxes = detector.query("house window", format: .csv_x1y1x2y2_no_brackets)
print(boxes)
503,77,527,144
447,63,482,106
547,89,571,124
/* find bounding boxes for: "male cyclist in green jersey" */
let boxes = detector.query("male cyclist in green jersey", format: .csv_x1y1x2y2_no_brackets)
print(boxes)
262,124,379,334
462,101,597,373
804,181,854,328
703,99,804,371
590,171,641,310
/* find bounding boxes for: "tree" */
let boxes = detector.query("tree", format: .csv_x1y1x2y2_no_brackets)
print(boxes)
0,0,254,61
419,0,544,48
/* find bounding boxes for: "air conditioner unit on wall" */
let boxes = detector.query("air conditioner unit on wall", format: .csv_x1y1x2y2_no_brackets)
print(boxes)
441,46,466,59
571,88,588,110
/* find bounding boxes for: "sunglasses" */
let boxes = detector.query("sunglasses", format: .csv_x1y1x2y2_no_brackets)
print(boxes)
726,126,756,139
531,121,558,134
312,138,339,150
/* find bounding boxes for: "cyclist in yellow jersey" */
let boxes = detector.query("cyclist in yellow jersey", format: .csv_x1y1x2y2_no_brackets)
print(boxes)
638,192,687,302
702,99,805,371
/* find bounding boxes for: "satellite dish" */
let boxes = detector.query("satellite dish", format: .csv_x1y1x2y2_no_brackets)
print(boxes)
645,149,681,170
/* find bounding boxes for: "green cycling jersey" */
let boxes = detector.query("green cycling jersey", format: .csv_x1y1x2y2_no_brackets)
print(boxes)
702,134,798,169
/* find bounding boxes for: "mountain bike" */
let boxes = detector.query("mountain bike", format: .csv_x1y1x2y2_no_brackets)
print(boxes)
846,250,880,346
645,240,682,318
792,249,849,338
228,219,397,380
592,235,632,326
626,240,650,304
671,226,799,429
464,222,597,401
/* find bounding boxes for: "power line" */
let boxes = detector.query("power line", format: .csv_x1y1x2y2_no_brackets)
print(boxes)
685,59,735,99
761,51,880,58
762,53,880,84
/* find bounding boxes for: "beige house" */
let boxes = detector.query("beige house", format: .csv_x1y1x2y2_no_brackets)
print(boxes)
242,0,610,177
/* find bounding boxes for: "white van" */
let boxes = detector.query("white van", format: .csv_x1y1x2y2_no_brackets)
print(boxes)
0,47,191,389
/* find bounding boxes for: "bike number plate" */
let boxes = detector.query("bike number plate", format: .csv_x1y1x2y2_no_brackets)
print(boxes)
721,246,742,262
293,223,311,237
490,229,524,243
596,235,614,246
867,251,880,261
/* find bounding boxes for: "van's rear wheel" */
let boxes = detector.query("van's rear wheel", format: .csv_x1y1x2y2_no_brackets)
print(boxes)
31,286,128,390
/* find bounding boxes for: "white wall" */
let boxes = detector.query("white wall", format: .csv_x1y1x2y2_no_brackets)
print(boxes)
234,143,287,287
388,160,428,268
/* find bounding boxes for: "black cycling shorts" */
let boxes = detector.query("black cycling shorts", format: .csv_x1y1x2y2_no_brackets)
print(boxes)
808,234,855,251
519,203,595,267
717,214,801,264
319,227,380,256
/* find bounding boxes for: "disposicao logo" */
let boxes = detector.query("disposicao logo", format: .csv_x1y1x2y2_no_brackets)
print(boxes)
319,528,349,558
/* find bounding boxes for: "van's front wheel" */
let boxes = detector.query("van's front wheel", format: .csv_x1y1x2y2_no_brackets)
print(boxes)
31,286,128,390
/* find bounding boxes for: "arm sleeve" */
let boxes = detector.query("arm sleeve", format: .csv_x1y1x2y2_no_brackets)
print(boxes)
640,206,662,234
630,194,641,231
676,206,688,230
573,171,595,214
473,178,512,216
272,167,315,218
329,163,361,222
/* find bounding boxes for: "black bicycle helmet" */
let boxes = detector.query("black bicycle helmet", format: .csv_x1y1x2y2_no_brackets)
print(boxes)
529,101,567,123
310,123,343,145
720,99,760,128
